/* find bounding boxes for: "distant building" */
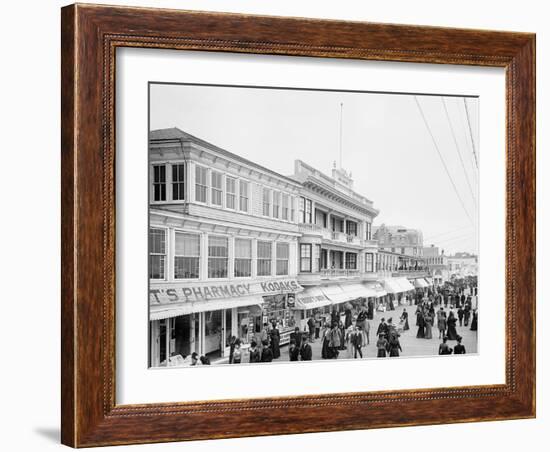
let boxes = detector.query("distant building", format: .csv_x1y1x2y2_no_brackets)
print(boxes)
447,252,478,278
423,245,450,286
373,224,424,257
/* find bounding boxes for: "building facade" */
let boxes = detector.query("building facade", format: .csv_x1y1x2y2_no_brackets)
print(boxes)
289,161,385,323
148,128,435,366
423,245,450,286
148,128,304,366
447,252,478,278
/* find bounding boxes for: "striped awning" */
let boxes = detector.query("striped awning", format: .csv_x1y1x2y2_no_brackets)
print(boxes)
414,278,429,288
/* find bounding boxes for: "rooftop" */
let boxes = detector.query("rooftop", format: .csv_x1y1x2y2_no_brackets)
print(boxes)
149,127,301,187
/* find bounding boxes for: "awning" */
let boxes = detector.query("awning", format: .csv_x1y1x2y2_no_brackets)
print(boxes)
150,295,264,321
294,287,332,310
424,277,434,286
414,278,428,288
364,282,387,298
396,277,415,292
382,278,403,294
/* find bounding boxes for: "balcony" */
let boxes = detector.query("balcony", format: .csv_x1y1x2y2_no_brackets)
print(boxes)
391,269,430,278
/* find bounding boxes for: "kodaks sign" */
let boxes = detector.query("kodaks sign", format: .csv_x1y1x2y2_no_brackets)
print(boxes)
150,279,302,304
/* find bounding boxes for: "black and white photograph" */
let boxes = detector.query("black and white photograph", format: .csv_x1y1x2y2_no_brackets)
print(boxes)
148,83,479,368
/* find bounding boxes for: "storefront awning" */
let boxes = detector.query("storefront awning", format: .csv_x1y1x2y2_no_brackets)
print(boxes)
364,282,387,297
396,277,415,292
294,287,332,310
414,278,428,288
150,295,265,321
424,277,434,286
382,278,403,294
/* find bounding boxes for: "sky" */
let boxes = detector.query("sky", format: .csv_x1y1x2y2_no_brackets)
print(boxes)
150,83,479,256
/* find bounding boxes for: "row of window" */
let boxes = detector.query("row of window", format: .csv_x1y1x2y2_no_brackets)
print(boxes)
298,244,376,273
153,163,298,221
152,164,374,239
149,228,290,280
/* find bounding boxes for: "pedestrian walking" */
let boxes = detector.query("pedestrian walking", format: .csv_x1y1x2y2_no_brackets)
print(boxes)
388,333,402,357
352,326,364,358
288,338,300,361
457,306,464,327
290,327,302,349
376,317,388,338
437,307,447,339
454,335,466,354
464,306,471,327
376,333,388,358
416,308,425,339
248,341,260,363
300,335,312,361
470,309,478,331
438,337,453,355
446,311,458,340
232,343,242,364
269,322,281,359
307,316,315,341
260,339,273,362
400,308,410,331
344,303,353,329
314,311,321,339
424,310,433,339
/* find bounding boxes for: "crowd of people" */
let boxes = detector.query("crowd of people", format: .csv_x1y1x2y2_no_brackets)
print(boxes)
181,279,477,366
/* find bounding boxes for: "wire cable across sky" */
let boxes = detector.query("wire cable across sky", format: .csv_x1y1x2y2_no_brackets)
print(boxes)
414,96,475,227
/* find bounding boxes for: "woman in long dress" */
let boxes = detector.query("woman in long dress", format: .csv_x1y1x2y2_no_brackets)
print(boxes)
388,334,403,357
400,309,410,331
424,312,433,339
321,327,332,359
470,309,478,331
446,311,458,340
344,304,353,329
416,308,425,339
269,325,281,359
437,308,447,339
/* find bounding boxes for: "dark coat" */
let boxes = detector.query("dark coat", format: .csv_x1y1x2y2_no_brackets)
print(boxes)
270,328,281,359
289,344,300,361
261,347,274,362
300,343,313,361
249,348,261,363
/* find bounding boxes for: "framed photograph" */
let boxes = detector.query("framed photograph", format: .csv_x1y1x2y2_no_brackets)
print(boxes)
61,4,535,447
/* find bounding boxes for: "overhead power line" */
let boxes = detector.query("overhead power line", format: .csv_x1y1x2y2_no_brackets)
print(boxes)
441,97,477,209
414,96,475,227
423,225,473,242
463,98,479,169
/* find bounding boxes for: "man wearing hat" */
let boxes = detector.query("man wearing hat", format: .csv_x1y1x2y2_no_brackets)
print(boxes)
300,333,313,361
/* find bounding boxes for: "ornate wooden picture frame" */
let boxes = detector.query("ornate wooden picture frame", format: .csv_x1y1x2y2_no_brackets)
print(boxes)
61,3,535,447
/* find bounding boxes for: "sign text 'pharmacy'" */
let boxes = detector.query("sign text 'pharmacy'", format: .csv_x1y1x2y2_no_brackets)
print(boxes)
150,279,301,304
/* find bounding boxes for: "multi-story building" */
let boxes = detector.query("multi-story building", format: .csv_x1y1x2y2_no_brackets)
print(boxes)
423,245,450,286
373,224,430,297
148,127,433,366
374,224,425,259
289,161,386,321
447,252,478,278
148,128,304,366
